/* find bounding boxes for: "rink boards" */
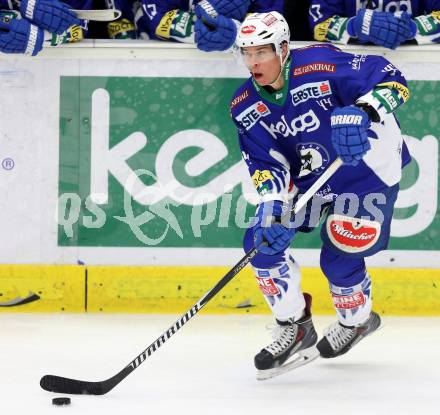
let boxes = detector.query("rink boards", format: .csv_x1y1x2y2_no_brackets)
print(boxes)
0,264,439,315
0,43,439,316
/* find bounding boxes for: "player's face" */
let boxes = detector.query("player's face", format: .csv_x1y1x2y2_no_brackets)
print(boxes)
241,45,280,86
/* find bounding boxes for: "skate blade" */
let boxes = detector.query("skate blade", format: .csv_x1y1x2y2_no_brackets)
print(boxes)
256,346,320,381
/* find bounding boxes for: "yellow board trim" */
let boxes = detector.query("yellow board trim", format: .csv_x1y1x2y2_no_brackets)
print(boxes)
0,265,85,312
87,266,440,316
1,265,439,315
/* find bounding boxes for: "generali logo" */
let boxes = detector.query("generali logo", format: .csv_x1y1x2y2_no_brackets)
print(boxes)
293,62,336,77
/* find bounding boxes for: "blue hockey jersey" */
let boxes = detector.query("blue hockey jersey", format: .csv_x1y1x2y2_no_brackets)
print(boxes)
139,0,284,40
230,44,411,202
310,0,440,27
0,0,94,10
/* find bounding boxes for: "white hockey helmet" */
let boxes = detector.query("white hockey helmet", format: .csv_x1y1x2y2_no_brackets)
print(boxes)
236,12,290,57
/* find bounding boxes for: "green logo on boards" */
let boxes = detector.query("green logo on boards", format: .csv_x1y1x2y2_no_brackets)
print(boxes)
58,79,439,249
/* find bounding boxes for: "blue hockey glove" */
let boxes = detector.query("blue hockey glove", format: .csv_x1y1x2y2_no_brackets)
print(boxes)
19,0,83,35
347,9,413,49
195,7,238,52
197,0,251,21
0,17,44,56
253,200,295,256
331,106,371,166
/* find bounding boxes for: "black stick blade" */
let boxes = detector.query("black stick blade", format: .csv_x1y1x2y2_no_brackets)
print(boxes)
40,375,106,395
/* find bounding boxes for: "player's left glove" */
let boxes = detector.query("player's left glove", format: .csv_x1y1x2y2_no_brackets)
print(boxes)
410,11,440,44
331,106,371,167
253,200,295,256
347,9,413,49
197,0,251,21
194,7,239,52
19,0,84,35
0,17,44,56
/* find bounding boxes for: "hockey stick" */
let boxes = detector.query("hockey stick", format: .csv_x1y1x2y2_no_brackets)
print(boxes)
73,9,122,21
40,158,343,396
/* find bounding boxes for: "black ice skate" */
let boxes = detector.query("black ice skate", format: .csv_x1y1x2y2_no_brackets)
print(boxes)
317,311,381,359
255,293,319,380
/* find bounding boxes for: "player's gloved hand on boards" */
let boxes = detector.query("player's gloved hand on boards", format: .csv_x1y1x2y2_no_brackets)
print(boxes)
347,9,413,49
253,200,295,255
410,12,440,44
194,7,239,51
197,0,251,21
0,17,44,55
19,0,84,35
331,106,371,166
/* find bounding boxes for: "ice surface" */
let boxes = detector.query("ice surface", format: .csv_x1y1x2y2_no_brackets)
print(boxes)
1,314,439,415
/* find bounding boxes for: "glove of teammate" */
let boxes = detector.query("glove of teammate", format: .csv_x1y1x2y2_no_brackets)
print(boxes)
331,106,371,166
253,200,295,256
195,7,238,52
0,17,44,56
19,0,84,35
197,0,251,21
410,12,440,44
347,9,413,49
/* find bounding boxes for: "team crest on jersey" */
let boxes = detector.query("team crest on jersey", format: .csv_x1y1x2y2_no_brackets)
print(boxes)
296,142,329,177
290,81,332,106
236,101,271,130
326,214,381,253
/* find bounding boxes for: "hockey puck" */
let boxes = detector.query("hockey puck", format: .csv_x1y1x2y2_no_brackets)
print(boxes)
52,397,71,406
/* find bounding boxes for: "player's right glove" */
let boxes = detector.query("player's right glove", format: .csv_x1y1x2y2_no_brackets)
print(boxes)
197,0,250,21
0,17,44,55
331,106,371,166
19,0,84,35
253,200,295,256
194,7,239,52
347,9,413,49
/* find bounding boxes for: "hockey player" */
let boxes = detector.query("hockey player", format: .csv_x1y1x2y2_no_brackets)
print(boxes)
309,0,440,48
135,0,283,51
231,11,411,379
0,0,92,55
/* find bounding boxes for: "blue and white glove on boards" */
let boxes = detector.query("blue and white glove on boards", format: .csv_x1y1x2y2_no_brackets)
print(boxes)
331,106,371,166
197,0,251,21
253,200,295,256
19,0,84,34
0,17,44,55
347,9,413,49
195,7,238,52
410,12,440,44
